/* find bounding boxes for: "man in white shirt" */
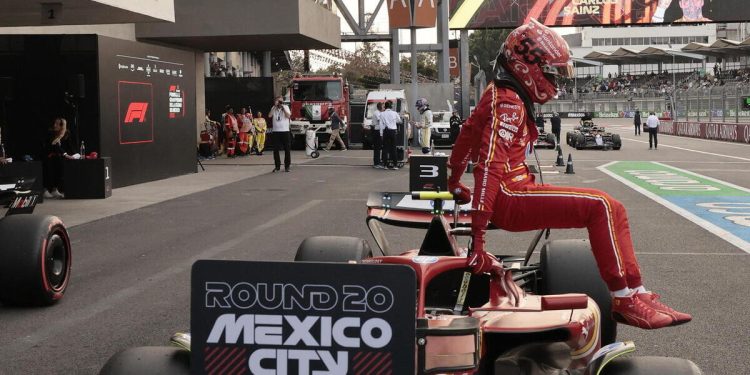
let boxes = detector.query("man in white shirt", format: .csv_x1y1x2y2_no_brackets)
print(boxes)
269,96,292,172
371,102,384,168
646,112,660,150
379,101,402,170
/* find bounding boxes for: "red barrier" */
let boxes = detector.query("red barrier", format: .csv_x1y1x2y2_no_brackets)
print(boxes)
660,121,750,144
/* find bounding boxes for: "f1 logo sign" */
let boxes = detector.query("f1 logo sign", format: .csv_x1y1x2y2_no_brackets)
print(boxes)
420,165,439,178
118,81,153,144
124,102,149,123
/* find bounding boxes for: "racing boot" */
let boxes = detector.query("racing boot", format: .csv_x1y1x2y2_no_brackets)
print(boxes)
611,292,672,330
637,292,692,326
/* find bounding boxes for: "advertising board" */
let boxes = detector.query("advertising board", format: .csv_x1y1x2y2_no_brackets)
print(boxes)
191,260,416,374
449,0,750,29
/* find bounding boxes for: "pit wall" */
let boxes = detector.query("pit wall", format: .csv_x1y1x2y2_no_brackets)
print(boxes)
660,121,750,144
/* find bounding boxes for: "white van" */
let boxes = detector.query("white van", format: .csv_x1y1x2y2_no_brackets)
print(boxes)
361,89,409,149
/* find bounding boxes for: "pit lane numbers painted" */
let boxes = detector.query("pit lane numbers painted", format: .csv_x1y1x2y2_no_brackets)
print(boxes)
599,161,750,253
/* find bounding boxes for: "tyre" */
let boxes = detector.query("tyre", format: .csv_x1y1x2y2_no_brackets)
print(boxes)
612,134,622,150
99,346,190,375
575,134,585,150
539,239,617,345
310,151,320,159
600,356,702,375
295,236,373,262
0,215,72,306
566,132,573,146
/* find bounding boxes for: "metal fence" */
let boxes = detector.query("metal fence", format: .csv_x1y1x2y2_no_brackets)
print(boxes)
673,85,750,123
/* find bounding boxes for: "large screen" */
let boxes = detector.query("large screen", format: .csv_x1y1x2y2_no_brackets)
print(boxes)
449,0,750,29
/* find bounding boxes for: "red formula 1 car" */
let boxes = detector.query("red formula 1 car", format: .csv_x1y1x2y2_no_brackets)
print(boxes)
101,190,701,375
0,177,72,306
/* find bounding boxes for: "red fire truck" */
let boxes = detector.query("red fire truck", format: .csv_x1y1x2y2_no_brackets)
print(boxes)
288,75,350,148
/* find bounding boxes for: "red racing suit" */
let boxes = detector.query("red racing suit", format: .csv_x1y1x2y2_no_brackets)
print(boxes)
449,82,642,291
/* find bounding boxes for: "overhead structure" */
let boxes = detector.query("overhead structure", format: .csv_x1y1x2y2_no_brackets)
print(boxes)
583,47,705,65
332,0,451,85
136,0,340,51
0,0,175,26
682,38,750,57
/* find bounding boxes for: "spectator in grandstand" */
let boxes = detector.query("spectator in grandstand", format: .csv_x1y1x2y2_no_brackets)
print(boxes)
633,109,642,136
646,112,659,150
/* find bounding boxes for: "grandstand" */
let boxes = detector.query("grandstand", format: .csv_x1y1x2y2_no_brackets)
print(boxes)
544,23,750,122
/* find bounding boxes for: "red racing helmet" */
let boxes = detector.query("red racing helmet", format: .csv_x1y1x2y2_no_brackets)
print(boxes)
499,19,573,104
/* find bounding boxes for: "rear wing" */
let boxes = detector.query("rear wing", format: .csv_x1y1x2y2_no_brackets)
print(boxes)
366,192,472,229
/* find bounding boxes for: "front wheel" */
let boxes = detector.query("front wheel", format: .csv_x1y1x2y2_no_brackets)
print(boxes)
612,134,622,150
540,239,617,345
0,214,72,306
99,347,190,375
600,356,702,375
295,236,372,262
575,134,586,150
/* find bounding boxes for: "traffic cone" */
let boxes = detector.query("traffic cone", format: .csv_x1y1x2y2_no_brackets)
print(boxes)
555,147,565,167
565,154,575,174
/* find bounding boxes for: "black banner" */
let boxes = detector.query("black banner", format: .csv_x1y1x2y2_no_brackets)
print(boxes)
410,155,448,192
191,260,416,375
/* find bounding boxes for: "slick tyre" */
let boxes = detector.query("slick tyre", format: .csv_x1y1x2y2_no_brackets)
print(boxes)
540,239,617,345
612,134,622,150
566,132,573,146
99,347,190,375
600,356,702,375
295,236,373,262
0,215,71,306
575,134,585,150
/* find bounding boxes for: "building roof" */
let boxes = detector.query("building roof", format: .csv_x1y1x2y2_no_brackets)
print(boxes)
583,46,705,65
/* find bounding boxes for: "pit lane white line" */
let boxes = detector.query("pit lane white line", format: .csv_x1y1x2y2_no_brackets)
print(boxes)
1,199,323,353
598,161,750,254
621,137,750,162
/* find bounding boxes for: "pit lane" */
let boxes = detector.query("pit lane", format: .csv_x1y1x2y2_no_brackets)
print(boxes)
0,117,748,373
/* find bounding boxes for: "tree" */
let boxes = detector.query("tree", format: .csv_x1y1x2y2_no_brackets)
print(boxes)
468,29,510,80
273,51,306,96
341,42,390,89
399,52,438,82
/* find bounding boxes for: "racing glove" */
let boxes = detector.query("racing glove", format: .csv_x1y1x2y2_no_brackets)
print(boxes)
448,163,471,204
467,210,500,275
450,182,471,205
467,244,502,275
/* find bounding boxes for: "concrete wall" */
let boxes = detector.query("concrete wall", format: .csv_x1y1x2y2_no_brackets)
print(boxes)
135,0,340,51
0,0,174,26
0,24,136,41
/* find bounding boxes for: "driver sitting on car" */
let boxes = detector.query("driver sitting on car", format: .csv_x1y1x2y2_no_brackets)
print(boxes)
448,19,691,330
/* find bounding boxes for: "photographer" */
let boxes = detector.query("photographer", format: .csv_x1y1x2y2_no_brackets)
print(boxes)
269,96,292,172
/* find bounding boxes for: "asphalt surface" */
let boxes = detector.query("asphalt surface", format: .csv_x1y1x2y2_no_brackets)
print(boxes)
1,118,749,374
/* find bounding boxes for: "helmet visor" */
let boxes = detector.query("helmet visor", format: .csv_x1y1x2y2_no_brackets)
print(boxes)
542,62,574,87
